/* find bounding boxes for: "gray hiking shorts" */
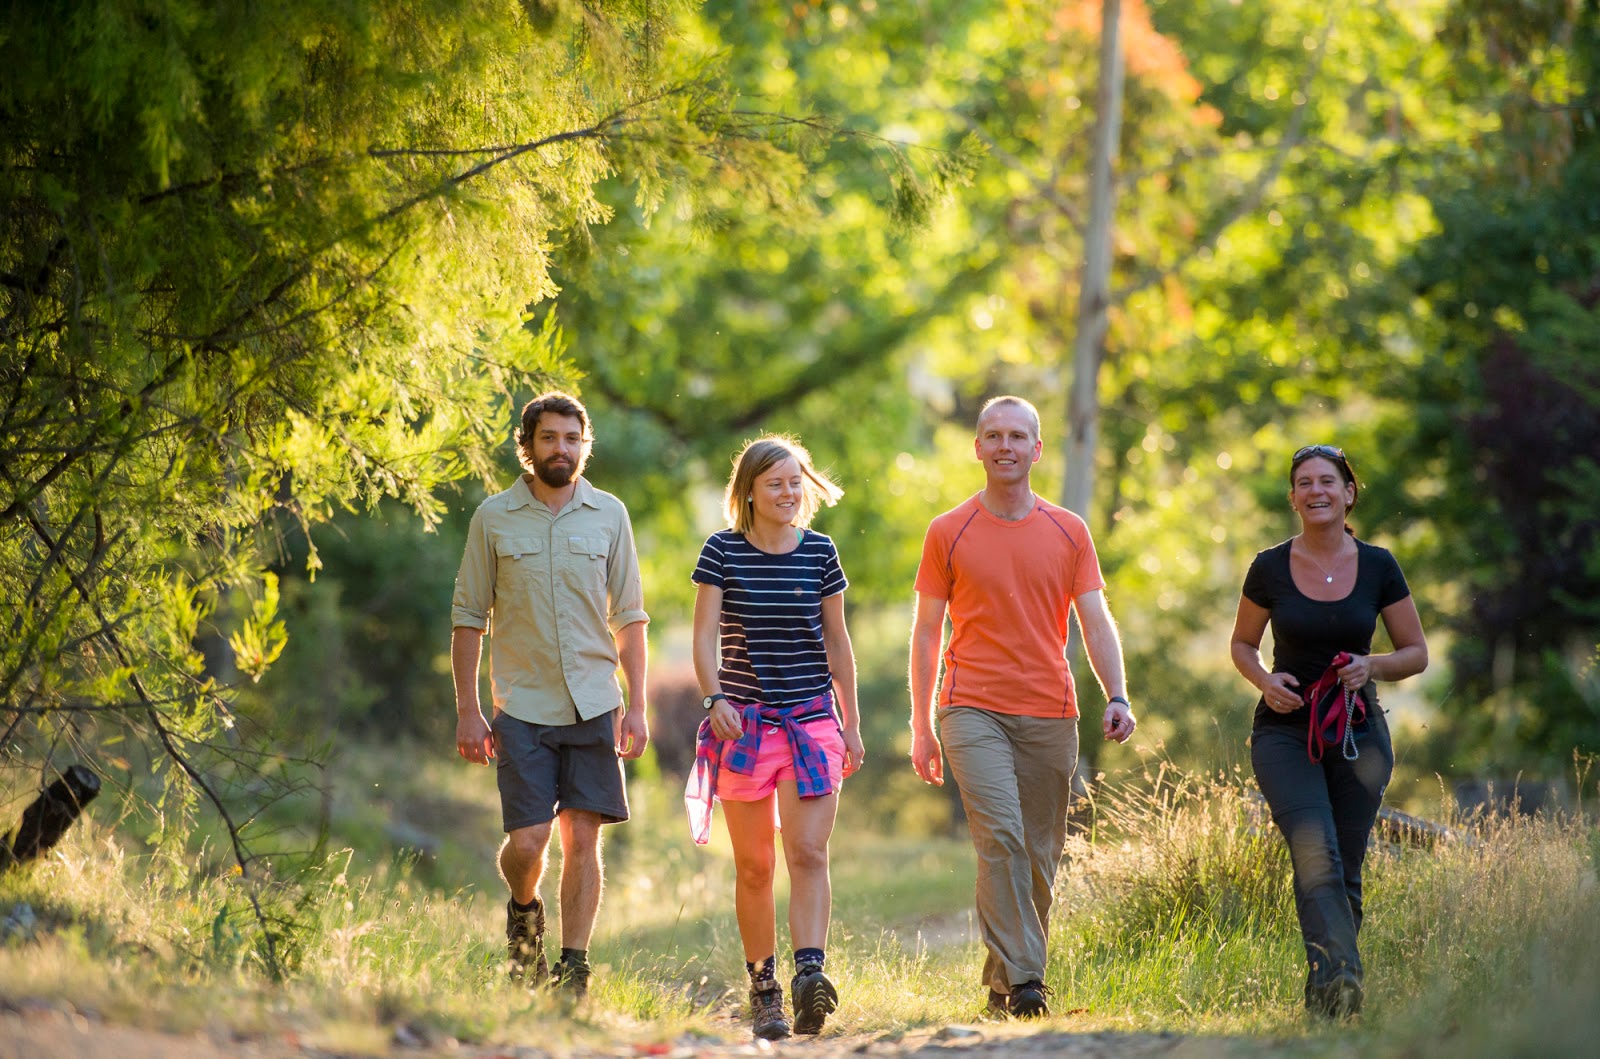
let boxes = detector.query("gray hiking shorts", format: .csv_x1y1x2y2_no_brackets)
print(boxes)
491,709,629,831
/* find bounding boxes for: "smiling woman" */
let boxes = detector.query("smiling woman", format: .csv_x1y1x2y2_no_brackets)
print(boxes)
684,434,862,1040
1228,444,1429,1019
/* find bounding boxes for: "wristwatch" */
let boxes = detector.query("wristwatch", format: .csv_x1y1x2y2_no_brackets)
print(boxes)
702,693,728,711
1109,695,1132,709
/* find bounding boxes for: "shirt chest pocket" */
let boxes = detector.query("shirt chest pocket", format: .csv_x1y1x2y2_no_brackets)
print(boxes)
494,536,544,588
564,535,609,592
569,534,609,563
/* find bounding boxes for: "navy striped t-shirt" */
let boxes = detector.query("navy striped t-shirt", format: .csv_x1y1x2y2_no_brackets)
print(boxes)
691,529,848,707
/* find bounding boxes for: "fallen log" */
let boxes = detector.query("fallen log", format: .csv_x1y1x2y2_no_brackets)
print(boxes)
2,765,101,871
1245,790,1468,849
1373,805,1467,849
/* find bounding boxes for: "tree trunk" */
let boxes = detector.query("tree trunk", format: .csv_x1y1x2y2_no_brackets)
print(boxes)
1063,0,1125,805
1061,0,1124,521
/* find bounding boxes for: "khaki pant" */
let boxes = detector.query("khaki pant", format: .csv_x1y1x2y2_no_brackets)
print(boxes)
940,707,1079,993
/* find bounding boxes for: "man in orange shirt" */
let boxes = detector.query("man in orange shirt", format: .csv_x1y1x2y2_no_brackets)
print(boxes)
909,395,1136,1019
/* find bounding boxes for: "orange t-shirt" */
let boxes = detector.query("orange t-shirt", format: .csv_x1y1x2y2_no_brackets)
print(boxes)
914,494,1106,718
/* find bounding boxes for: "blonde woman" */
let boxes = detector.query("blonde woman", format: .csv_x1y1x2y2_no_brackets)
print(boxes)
685,435,863,1039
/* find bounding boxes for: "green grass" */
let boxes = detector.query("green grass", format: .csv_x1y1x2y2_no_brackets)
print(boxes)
2,744,1597,1055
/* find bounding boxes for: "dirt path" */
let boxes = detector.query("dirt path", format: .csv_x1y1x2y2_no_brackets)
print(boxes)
3,999,1262,1059
2,906,1273,1059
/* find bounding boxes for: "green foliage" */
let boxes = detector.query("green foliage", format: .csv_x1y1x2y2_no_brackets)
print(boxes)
0,0,823,969
539,1,1005,615
1388,1,1600,772
240,496,484,740
59,0,1589,806
545,0,1518,777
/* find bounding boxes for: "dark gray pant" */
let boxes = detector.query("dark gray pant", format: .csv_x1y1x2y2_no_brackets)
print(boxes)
1251,708,1393,1004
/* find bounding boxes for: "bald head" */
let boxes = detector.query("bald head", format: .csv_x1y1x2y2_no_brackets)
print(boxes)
976,395,1041,441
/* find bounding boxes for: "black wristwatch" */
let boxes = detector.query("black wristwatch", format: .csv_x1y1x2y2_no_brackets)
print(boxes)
1108,695,1132,710
702,693,728,711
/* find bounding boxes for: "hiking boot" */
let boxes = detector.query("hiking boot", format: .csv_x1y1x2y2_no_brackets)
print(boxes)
505,898,548,986
551,952,592,999
1307,970,1363,1019
1331,974,1363,1019
750,983,791,1040
791,967,838,1035
1009,979,1051,1019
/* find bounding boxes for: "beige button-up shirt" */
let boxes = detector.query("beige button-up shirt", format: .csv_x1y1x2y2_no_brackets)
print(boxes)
451,475,648,725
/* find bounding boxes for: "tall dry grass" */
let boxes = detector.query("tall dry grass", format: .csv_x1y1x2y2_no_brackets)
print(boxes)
0,751,1595,1054
1046,760,1600,1051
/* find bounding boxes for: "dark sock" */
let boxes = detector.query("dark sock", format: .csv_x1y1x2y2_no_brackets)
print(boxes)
794,947,825,975
747,955,778,989
559,947,588,966
511,895,540,914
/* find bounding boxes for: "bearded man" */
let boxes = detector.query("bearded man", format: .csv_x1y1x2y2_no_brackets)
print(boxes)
450,391,650,998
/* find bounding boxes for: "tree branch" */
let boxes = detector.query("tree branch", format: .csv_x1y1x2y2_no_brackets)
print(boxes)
942,106,1083,234
19,510,286,976
584,251,1009,442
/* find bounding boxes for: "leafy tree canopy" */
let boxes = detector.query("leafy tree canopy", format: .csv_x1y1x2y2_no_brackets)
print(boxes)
0,0,814,964
1390,0,1600,772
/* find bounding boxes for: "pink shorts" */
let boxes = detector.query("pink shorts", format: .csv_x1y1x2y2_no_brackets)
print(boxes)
714,715,845,802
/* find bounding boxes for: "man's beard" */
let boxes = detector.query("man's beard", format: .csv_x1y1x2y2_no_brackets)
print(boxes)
533,455,578,488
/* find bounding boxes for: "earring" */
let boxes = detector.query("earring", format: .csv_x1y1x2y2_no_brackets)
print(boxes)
747,496,753,502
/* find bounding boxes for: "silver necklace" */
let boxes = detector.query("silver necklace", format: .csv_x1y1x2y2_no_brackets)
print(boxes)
1297,540,1349,584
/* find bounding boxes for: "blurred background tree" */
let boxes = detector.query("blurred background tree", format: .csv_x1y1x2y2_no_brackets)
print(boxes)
238,0,1600,824
1392,0,1600,777
9,0,1597,919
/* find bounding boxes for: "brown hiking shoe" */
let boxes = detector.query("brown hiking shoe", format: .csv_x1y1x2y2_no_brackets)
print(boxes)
750,983,791,1040
1307,970,1363,1019
505,898,548,986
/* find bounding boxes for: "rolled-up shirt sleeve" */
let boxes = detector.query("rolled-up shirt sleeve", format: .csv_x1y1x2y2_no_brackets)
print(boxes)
451,507,493,631
605,505,649,634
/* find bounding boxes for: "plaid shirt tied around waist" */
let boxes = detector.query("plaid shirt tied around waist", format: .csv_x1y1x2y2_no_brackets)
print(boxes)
684,693,836,846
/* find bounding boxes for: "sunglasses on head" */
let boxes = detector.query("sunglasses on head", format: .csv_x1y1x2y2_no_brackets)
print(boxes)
1293,444,1345,462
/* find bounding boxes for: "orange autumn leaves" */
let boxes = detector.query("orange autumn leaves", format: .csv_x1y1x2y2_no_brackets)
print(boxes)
1053,0,1223,128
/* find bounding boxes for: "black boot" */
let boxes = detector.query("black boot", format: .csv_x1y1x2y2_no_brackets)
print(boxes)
1306,970,1363,1019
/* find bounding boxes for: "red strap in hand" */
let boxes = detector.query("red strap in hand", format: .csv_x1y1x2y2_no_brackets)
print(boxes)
1304,652,1368,762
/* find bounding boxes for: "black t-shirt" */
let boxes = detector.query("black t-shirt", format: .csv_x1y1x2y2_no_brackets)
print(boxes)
1241,538,1410,728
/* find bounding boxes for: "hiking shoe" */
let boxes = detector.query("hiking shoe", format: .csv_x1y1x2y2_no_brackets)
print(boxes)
1331,974,1363,1019
1308,970,1363,1019
505,898,548,986
985,989,1011,1018
750,983,791,1040
551,953,592,999
791,967,838,1035
1009,979,1050,1019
